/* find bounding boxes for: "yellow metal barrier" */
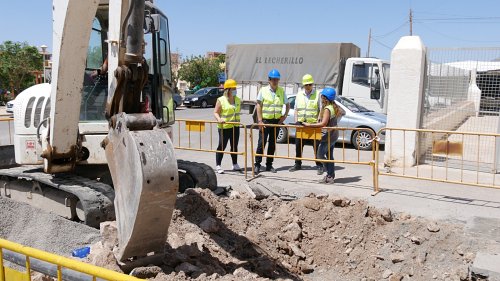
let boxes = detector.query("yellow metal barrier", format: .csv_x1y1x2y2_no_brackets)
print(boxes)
174,118,248,177
0,118,14,146
0,238,143,281
248,123,378,191
376,127,500,190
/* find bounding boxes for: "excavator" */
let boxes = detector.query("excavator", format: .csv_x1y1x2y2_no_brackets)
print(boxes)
0,0,216,264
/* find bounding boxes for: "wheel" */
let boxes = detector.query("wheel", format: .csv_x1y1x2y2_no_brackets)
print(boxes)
177,159,217,192
276,127,288,144
201,100,208,108
352,129,374,151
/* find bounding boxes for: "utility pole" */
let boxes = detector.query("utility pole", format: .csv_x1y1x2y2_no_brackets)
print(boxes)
409,9,413,36
366,28,372,57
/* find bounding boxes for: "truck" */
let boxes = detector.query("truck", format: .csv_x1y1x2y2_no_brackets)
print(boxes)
225,43,390,114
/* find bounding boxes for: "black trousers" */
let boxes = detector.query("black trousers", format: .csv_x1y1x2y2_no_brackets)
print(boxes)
255,119,280,167
294,137,322,167
216,127,240,166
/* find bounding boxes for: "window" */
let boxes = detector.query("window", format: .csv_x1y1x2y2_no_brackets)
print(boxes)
33,97,45,128
86,18,104,69
383,63,390,88
288,96,296,109
159,16,174,126
352,64,370,86
25,97,36,128
352,63,380,87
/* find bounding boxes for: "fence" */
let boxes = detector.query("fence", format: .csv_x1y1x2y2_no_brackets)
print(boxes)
378,128,500,190
0,238,142,281
173,118,248,177
247,123,379,191
422,48,500,170
0,118,14,146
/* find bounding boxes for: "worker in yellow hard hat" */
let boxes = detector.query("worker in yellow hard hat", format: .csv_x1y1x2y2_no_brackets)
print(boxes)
289,74,323,174
213,79,242,174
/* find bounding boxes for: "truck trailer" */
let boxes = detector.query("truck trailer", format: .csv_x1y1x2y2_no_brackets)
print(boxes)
226,43,390,114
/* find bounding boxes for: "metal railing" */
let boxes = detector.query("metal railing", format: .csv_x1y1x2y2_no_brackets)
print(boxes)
377,127,500,190
174,118,248,177
0,118,14,146
0,238,142,281
248,123,379,192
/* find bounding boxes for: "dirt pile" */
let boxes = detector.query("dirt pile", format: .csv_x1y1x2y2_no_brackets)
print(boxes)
89,188,479,281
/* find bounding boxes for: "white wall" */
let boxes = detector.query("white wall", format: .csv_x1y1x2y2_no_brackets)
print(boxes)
384,36,426,167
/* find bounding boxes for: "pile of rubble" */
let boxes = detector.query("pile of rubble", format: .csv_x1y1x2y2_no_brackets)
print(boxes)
87,188,481,281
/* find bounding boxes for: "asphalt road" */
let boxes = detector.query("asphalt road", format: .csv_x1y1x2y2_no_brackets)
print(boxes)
173,105,377,171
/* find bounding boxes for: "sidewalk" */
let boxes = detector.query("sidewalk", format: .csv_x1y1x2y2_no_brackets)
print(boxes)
0,106,12,118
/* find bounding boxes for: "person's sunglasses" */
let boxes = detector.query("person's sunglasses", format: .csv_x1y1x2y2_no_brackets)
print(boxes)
304,84,313,87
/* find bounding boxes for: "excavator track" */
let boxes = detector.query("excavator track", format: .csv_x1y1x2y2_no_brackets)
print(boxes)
0,166,115,228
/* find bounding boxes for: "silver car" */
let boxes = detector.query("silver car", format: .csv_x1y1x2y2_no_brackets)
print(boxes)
277,95,386,150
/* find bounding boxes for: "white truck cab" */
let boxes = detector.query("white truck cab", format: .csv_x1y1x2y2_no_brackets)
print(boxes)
341,58,390,114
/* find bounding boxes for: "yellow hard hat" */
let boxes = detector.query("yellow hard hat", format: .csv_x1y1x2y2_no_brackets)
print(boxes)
224,79,237,89
302,74,314,85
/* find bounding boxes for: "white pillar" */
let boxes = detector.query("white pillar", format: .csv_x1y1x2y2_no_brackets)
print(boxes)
467,68,481,117
384,36,426,167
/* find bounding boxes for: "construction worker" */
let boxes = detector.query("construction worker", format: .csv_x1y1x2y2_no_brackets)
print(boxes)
289,74,323,174
254,69,290,174
303,87,345,184
214,79,242,174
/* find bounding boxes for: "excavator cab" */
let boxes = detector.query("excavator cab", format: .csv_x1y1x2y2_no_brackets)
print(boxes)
81,3,175,127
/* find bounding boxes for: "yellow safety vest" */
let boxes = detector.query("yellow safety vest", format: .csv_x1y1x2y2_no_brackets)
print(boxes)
217,96,241,129
296,90,320,123
261,86,285,120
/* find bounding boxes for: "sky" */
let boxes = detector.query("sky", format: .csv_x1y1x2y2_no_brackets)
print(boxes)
1,0,500,61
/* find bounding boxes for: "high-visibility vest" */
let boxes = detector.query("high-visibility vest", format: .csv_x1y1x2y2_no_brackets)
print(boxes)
296,90,320,123
217,96,241,129
261,86,285,120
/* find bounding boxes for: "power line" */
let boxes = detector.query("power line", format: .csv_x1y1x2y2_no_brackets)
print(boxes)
373,21,409,39
371,38,393,50
415,16,500,21
416,22,500,43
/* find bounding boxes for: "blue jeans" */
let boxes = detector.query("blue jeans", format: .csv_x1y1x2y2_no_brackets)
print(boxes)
317,141,335,177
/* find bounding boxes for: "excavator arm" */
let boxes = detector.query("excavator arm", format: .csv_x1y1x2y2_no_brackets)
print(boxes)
43,0,178,262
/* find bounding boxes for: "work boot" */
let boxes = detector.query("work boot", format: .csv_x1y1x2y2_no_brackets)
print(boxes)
266,166,277,173
317,175,327,183
254,164,262,175
317,166,324,175
325,175,335,184
215,165,224,174
289,164,302,172
232,163,242,171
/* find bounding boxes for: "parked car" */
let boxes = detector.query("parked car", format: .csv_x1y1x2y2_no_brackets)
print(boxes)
183,87,224,108
278,95,386,150
6,100,15,114
173,93,183,110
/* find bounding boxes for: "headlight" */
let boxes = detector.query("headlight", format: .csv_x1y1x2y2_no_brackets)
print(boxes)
192,98,198,101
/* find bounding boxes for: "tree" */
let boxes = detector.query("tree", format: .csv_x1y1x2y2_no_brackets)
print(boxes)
0,41,43,96
178,54,225,89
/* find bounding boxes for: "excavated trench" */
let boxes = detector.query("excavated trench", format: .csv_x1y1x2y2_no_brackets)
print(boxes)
0,188,489,281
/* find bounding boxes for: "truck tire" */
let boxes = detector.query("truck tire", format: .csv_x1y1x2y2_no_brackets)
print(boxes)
177,160,217,193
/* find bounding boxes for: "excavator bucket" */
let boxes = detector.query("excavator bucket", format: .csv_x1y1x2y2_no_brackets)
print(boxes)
105,112,178,261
